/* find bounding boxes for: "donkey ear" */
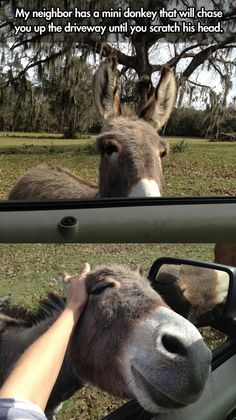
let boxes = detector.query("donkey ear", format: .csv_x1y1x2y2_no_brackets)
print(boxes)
157,138,170,158
93,55,121,120
139,67,176,130
135,265,144,277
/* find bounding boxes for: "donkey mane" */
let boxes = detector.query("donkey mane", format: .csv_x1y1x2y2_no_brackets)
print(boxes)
0,293,65,329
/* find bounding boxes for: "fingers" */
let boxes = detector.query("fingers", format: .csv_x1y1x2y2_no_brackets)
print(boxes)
80,262,90,278
59,263,91,286
64,263,90,315
58,272,70,284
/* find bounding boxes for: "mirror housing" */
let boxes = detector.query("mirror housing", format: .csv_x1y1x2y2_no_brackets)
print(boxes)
148,257,236,335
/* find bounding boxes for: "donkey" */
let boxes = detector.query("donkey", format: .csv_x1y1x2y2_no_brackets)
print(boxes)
152,263,229,326
0,265,211,418
214,244,236,267
8,57,176,199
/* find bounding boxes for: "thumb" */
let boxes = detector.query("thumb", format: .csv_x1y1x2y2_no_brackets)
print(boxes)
80,262,90,278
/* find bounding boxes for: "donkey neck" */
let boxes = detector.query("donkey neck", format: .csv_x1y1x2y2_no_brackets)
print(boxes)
0,315,57,385
0,311,83,412
47,345,84,412
38,315,84,411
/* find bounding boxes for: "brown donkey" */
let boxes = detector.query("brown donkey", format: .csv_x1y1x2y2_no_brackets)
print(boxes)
0,265,211,418
153,263,229,325
9,57,176,199
214,244,236,267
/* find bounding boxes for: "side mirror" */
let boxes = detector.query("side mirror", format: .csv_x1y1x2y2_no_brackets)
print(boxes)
148,257,236,334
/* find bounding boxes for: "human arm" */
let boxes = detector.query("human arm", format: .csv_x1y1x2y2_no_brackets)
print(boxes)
0,262,90,412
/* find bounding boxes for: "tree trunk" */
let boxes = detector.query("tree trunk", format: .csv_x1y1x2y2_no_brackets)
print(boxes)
63,120,77,139
133,39,153,111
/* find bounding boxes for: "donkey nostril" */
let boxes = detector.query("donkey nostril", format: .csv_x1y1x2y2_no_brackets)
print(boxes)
162,334,188,357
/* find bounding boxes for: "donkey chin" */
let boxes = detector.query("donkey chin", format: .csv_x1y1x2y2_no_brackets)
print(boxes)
128,178,161,198
123,307,212,414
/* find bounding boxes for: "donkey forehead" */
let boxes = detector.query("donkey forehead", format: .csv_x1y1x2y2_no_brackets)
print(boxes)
100,116,161,146
85,267,166,328
87,266,164,301
87,265,148,288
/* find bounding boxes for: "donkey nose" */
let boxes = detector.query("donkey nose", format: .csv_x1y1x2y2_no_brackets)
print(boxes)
161,333,188,357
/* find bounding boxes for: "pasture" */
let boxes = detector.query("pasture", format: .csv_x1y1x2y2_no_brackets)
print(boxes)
1,132,236,199
0,132,235,418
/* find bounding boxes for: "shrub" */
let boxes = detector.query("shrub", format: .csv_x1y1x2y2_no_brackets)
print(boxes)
172,140,188,153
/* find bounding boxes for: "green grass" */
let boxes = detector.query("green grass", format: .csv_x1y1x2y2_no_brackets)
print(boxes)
0,243,215,307
0,132,235,418
0,137,94,148
166,140,236,196
0,131,93,141
1,134,236,199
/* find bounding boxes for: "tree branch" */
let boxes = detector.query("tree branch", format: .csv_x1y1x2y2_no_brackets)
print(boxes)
79,39,137,69
188,79,215,90
182,36,236,79
1,50,65,88
0,20,11,29
208,59,225,78
151,43,203,72
11,33,47,50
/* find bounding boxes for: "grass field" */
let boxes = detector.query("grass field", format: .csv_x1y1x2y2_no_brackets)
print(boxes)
1,132,236,199
0,132,235,418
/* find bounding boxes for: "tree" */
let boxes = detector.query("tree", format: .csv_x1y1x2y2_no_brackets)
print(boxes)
40,58,97,137
166,107,207,138
0,44,97,134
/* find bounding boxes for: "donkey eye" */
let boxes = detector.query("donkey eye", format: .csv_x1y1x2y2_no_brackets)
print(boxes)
90,283,114,295
104,144,118,156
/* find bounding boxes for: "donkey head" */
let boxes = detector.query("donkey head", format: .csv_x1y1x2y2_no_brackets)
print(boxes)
69,265,211,414
153,264,229,325
93,57,176,197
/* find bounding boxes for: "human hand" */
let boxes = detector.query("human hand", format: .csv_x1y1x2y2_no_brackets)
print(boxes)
62,262,90,317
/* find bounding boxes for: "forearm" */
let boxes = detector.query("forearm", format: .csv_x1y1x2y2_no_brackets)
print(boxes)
0,307,81,411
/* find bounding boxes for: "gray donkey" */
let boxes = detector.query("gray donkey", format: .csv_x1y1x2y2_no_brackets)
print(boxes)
0,265,211,419
9,57,176,199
